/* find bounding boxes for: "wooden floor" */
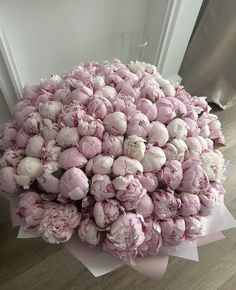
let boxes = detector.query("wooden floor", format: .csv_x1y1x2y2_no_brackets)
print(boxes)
1,105,236,290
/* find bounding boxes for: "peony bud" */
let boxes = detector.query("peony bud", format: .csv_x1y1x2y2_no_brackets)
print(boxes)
112,156,143,176
123,135,146,161
141,145,166,172
56,127,79,147
148,121,169,147
25,135,45,158
59,147,87,170
78,136,102,159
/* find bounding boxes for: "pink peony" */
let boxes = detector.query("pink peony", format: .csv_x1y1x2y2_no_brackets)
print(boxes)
56,127,79,147
39,203,81,243
148,121,169,147
112,156,143,176
23,112,42,134
37,161,60,193
152,189,181,219
59,167,89,200
185,137,203,159
138,220,162,256
78,136,102,159
179,192,201,217
53,88,71,104
135,98,157,121
1,122,17,150
160,217,185,246
167,118,188,140
25,135,45,158
198,189,217,216
127,112,151,137
93,199,120,228
155,98,176,124
179,159,209,194
123,135,146,161
141,145,166,172
102,133,123,157
163,139,188,162
14,99,32,113
103,213,145,261
59,147,87,170
85,154,114,175
112,94,136,115
15,129,31,149
15,106,36,128
34,91,54,109
87,95,113,120
41,140,62,162
135,194,154,218
78,217,100,246
90,174,115,201
201,151,226,182
0,149,23,168
70,85,93,105
167,97,187,117
184,216,202,239
137,173,158,192
103,112,127,135
160,160,183,190
113,175,146,210
58,102,86,127
101,86,117,101
0,167,18,194
77,115,104,139
184,117,200,137
16,191,45,231
39,118,59,141
39,101,62,121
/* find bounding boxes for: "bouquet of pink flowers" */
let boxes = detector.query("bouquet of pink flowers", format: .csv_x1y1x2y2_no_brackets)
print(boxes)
0,59,235,279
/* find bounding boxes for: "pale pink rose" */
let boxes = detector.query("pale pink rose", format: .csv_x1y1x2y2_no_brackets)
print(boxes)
135,98,157,121
90,174,115,201
155,98,176,124
104,213,145,261
201,151,226,182
39,101,63,121
152,189,181,219
112,156,143,176
37,161,60,193
137,173,158,192
16,157,42,189
87,95,113,120
167,118,188,140
0,167,18,194
23,112,42,134
113,175,146,210
93,199,120,228
78,217,101,246
58,102,86,127
15,106,36,128
184,216,202,239
180,192,200,216
0,149,23,168
34,92,53,109
77,115,104,139
161,160,183,190
59,147,87,170
138,220,162,256
56,127,79,147
141,145,166,172
25,135,45,158
40,119,59,141
41,140,62,162
148,121,169,147
123,135,146,161
179,159,209,194
102,133,123,157
39,203,81,243
85,154,114,175
112,94,136,115
163,139,188,162
185,137,202,159
198,190,217,216
59,167,89,200
78,136,102,159
135,194,154,218
127,112,151,138
101,86,117,101
184,117,200,137
70,86,93,105
14,99,32,113
16,191,45,231
116,81,140,100
15,129,31,149
160,217,185,246
103,112,127,135
53,88,71,104
1,122,17,149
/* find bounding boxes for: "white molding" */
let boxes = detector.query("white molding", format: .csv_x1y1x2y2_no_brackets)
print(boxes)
0,24,23,100
154,0,203,79
168,74,182,84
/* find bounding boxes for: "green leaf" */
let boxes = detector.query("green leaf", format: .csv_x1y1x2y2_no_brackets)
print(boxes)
51,168,65,179
69,85,76,92
215,142,226,148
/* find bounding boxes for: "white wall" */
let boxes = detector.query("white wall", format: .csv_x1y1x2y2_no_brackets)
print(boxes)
0,0,150,85
0,91,10,124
